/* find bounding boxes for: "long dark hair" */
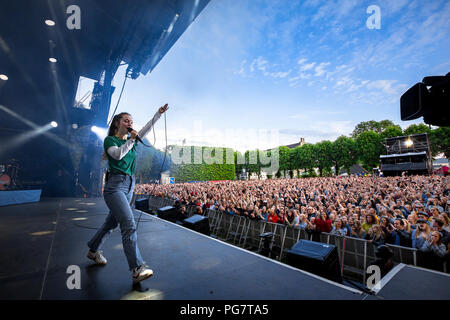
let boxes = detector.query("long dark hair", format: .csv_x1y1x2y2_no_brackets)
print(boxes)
108,112,131,136
103,112,131,160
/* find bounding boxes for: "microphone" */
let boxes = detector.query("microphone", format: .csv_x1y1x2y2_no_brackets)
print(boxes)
127,127,144,144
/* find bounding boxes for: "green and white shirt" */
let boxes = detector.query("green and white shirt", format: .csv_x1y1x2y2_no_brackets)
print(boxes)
104,110,161,176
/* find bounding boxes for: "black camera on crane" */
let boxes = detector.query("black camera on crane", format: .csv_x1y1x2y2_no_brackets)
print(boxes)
400,72,449,126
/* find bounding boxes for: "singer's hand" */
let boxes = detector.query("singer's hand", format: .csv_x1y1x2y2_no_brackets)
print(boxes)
129,129,139,140
159,103,169,114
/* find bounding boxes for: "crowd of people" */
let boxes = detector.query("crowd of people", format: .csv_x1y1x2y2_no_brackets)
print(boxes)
135,175,450,270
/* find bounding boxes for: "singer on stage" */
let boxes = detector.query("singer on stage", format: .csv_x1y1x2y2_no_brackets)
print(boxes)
87,104,168,283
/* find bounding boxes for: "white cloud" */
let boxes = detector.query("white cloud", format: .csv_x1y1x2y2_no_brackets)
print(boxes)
269,70,292,78
249,56,269,74
314,62,330,77
300,62,316,71
279,120,354,144
289,114,310,120
366,80,399,95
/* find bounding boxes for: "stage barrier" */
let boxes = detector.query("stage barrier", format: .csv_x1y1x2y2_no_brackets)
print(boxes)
144,196,447,279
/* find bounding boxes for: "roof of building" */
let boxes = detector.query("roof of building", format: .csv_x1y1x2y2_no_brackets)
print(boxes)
433,158,449,164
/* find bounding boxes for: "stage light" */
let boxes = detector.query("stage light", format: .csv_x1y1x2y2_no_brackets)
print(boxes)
45,19,55,26
91,126,108,140
49,57,57,63
50,121,58,128
0,74,8,81
167,13,180,33
405,139,413,147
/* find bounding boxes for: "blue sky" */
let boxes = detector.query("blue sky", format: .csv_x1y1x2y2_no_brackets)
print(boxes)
106,0,450,152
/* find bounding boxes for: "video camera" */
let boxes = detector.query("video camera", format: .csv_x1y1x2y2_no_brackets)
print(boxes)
400,72,449,126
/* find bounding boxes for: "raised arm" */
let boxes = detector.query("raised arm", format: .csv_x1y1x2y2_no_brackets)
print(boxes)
138,104,169,139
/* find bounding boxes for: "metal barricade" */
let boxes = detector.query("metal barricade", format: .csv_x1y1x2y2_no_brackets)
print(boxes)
224,214,237,241
147,196,158,211
226,215,246,244
244,219,265,251
281,226,302,259
144,197,446,275
216,212,233,238
386,243,417,266
185,205,196,218
206,209,219,234
257,222,285,259
238,218,253,247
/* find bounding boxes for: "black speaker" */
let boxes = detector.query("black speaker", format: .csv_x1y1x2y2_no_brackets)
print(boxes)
135,198,149,211
157,206,178,222
182,214,210,236
286,240,342,283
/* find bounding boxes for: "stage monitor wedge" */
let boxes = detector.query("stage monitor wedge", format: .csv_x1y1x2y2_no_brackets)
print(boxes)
157,206,178,223
286,240,342,283
182,214,210,236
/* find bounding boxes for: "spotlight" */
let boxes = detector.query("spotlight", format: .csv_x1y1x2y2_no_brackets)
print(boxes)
405,139,413,147
49,57,57,63
0,74,8,81
51,121,58,128
90,126,108,140
45,19,56,26
72,123,78,129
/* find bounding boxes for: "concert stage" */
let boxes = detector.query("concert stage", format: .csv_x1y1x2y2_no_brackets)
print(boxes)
0,189,42,206
0,198,448,300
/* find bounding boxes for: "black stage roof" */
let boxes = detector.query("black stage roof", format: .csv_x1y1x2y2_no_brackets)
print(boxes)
0,0,210,130
0,0,210,195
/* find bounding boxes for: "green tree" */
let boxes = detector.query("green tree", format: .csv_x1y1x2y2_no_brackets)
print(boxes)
245,149,263,179
379,120,396,132
332,136,358,175
380,125,403,139
403,123,431,136
314,141,333,176
429,127,450,158
355,131,384,171
297,144,316,173
291,146,303,176
234,151,245,179
279,146,292,177
352,120,396,138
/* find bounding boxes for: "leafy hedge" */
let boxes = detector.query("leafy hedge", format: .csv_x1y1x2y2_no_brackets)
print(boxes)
170,146,235,182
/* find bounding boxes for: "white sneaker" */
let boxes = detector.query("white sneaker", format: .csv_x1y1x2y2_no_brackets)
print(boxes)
87,250,107,265
132,264,153,283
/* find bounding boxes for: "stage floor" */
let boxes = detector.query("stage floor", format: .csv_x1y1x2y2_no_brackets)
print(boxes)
0,198,363,300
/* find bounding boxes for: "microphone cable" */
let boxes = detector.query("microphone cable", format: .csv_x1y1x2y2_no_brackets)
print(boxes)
136,112,168,230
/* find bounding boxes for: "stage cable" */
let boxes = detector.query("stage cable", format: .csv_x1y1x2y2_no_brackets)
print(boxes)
136,112,168,230
107,73,128,125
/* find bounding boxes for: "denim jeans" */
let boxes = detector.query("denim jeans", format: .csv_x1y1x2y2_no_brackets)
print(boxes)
87,173,144,271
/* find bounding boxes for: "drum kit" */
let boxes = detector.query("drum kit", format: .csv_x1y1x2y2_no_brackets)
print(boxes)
0,159,19,191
